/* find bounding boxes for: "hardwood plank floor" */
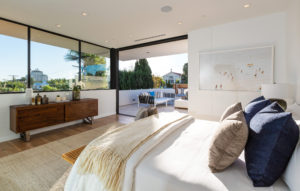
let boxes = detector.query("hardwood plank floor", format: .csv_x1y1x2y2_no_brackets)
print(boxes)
0,114,134,158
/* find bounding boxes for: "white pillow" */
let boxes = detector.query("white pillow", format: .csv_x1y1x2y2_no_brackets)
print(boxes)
282,103,300,190
287,103,300,120
282,139,300,191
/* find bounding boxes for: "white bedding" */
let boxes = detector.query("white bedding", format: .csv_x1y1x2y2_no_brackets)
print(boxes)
65,117,289,191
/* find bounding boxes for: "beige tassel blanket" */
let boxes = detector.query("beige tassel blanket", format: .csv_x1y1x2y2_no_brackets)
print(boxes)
77,112,189,191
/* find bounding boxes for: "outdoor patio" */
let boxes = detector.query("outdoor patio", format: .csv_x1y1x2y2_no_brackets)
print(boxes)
119,102,187,116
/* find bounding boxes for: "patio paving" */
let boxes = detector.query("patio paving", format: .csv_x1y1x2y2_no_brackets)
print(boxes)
119,103,187,116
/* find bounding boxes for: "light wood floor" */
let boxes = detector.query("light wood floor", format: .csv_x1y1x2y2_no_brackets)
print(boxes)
0,115,134,158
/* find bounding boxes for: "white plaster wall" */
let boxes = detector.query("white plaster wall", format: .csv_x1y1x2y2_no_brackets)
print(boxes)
287,0,300,103
0,90,116,142
119,88,175,106
188,13,287,119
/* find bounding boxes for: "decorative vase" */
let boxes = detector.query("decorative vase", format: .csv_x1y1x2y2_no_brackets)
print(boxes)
25,88,33,105
72,90,80,101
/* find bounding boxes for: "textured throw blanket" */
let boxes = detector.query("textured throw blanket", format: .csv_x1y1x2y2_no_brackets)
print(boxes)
77,112,189,191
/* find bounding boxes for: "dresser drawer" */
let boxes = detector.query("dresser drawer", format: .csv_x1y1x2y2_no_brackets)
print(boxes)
17,105,65,132
65,99,98,122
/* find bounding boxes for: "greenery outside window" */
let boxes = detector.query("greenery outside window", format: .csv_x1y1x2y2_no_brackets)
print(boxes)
0,20,27,93
80,42,110,90
31,29,79,92
0,19,111,94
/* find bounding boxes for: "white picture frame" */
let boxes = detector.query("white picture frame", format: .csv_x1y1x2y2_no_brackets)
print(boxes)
199,46,274,92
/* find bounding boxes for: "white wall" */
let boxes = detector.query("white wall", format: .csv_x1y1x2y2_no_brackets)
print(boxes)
0,90,116,142
287,0,300,103
119,88,175,106
188,13,287,119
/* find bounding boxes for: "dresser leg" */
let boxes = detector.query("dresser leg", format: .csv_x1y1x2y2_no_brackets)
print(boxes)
20,132,30,142
83,117,94,124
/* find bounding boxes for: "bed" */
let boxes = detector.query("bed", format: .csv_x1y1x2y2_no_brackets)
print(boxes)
64,109,298,191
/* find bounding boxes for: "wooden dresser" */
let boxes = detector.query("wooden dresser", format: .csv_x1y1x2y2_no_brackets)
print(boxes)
10,98,98,141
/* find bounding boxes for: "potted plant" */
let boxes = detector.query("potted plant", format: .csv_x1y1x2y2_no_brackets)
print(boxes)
72,81,85,101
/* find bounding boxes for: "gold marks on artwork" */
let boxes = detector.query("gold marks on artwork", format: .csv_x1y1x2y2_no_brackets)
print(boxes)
215,84,223,89
247,63,254,67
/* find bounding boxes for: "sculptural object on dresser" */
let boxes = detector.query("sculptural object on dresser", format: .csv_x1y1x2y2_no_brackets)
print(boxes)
72,81,85,101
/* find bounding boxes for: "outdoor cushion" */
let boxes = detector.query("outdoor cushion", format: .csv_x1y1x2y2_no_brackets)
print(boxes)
245,102,299,187
149,91,155,97
244,96,271,125
209,110,248,172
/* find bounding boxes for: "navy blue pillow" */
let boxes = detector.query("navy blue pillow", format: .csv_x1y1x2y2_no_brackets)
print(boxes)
244,96,271,125
245,102,299,187
250,96,265,103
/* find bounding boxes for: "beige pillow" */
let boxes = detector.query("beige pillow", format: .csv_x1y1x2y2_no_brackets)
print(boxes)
148,107,158,116
209,110,248,172
220,102,243,121
135,108,148,121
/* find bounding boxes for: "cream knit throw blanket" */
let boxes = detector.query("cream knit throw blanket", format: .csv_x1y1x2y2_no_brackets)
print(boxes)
77,112,188,191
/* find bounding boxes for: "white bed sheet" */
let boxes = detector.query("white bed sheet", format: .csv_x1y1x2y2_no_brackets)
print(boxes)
65,118,289,191
134,119,289,191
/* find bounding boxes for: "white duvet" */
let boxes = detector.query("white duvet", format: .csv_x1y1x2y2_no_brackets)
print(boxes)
65,117,289,191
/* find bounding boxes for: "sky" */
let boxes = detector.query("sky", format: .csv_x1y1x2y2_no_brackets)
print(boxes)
119,53,188,77
0,34,187,81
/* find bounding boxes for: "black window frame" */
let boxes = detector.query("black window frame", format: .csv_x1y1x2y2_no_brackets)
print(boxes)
0,17,112,94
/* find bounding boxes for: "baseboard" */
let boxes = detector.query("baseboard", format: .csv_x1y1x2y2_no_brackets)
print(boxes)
94,112,116,119
0,134,19,143
0,112,117,143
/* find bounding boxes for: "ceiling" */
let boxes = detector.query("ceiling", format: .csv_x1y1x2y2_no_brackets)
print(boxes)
119,39,187,61
0,0,288,49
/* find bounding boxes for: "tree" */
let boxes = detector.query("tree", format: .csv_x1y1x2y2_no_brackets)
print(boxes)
133,59,153,89
181,63,188,83
64,50,106,66
48,79,69,90
166,80,173,88
119,70,133,90
119,59,154,90
152,75,164,88
42,85,57,91
65,51,107,78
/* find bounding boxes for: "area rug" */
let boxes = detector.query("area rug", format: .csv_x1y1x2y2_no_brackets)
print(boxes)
0,122,123,191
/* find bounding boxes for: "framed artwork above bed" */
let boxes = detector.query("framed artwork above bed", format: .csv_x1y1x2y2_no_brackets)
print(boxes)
199,46,274,92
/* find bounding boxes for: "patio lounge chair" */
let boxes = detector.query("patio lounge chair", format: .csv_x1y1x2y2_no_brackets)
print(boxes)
138,92,175,107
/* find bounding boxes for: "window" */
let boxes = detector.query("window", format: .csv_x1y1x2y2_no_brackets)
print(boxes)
81,42,110,89
31,29,79,91
0,20,27,93
0,19,111,93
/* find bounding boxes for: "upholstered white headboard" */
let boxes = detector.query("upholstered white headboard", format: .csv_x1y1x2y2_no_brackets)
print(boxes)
188,90,261,120
283,104,300,190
